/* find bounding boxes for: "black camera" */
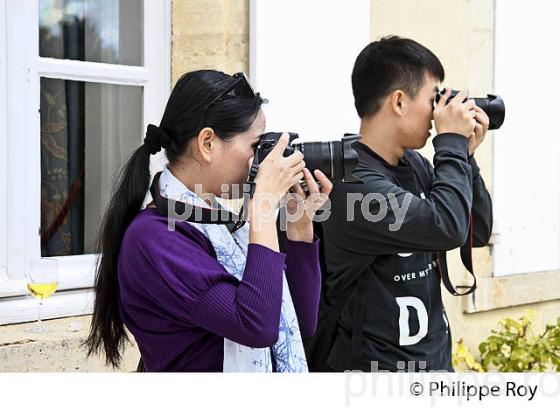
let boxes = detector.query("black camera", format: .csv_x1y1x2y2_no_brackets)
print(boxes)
435,89,506,130
251,132,362,184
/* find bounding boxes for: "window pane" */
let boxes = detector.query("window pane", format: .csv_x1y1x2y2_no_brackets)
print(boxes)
40,78,143,257
39,0,143,66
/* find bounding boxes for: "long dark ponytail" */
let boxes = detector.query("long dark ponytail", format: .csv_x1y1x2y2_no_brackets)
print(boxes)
84,70,265,367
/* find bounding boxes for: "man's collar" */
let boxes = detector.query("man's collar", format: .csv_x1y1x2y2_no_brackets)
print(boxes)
355,141,409,168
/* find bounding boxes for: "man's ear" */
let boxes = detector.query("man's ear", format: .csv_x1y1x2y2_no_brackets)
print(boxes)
390,89,406,116
196,127,217,163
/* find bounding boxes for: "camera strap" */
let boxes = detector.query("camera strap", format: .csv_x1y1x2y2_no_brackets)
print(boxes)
436,211,477,296
246,155,260,198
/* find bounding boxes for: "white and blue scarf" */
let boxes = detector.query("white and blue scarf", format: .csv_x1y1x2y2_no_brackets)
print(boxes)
159,167,308,372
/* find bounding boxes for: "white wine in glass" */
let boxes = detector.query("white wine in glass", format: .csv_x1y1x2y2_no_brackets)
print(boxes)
25,259,59,333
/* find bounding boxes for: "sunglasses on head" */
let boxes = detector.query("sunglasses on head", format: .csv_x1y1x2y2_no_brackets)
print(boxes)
201,72,257,127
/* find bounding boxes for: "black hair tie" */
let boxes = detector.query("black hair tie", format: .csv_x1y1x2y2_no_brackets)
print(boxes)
144,124,171,155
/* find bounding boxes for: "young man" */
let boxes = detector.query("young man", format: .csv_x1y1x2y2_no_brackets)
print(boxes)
306,36,493,371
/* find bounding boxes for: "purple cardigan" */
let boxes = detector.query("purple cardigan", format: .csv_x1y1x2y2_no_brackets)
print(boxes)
117,208,321,371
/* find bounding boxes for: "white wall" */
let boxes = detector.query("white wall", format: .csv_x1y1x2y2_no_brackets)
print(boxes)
250,0,370,142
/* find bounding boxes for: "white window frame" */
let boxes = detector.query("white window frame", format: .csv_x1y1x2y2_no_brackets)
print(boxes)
0,0,171,324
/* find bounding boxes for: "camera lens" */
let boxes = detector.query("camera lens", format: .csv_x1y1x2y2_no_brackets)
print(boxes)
293,136,361,183
472,95,505,130
435,89,505,130
253,132,362,183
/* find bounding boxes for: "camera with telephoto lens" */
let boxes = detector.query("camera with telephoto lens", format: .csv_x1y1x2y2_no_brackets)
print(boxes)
435,89,505,130
249,132,362,192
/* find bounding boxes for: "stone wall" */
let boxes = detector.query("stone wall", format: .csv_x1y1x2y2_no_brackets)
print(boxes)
171,0,249,84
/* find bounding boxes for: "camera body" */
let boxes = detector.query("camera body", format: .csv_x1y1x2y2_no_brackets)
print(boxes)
253,132,300,162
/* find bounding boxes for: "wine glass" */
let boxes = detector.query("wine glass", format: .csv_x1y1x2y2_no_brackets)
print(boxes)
25,258,59,333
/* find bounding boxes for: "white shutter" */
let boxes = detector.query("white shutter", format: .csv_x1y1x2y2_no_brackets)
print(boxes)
493,0,560,276
0,0,7,279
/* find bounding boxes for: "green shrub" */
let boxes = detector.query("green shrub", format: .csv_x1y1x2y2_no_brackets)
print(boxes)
452,311,560,372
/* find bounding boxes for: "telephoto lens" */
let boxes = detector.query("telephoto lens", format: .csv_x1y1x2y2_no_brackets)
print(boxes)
253,132,362,183
435,89,505,130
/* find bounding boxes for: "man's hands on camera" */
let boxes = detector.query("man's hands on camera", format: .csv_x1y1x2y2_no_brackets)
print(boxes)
467,105,489,156
434,89,477,139
434,88,489,157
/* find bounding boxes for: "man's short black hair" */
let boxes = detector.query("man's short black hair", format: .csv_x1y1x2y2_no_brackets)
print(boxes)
351,35,445,118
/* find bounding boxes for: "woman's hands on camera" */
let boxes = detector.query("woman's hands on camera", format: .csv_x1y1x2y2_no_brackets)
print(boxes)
252,133,306,207
285,168,333,242
248,133,306,250
247,132,333,247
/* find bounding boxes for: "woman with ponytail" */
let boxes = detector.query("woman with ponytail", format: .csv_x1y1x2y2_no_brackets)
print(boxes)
84,70,331,372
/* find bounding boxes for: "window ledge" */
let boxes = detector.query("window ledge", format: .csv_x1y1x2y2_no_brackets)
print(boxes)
462,269,560,313
0,289,93,325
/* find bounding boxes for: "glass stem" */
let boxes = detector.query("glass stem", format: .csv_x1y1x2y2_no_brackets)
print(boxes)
38,299,43,325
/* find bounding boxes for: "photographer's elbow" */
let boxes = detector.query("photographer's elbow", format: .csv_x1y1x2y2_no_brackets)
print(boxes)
250,329,279,348
440,221,470,250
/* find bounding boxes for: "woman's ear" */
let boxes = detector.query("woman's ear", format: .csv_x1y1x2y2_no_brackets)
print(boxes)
390,89,406,116
196,127,217,163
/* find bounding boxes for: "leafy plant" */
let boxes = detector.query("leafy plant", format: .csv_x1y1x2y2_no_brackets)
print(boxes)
452,311,560,372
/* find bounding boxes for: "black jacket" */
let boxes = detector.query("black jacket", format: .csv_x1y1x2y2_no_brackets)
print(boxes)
314,133,493,372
